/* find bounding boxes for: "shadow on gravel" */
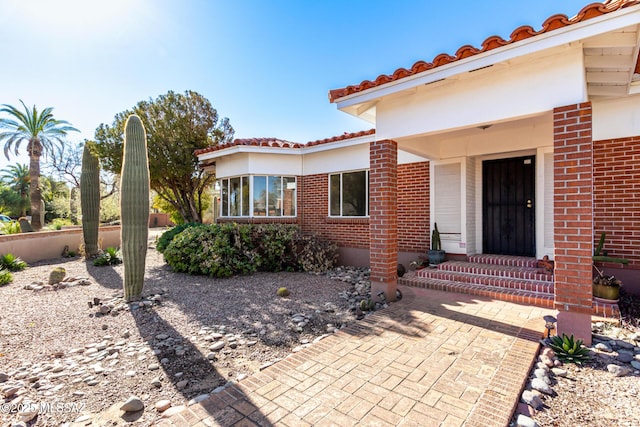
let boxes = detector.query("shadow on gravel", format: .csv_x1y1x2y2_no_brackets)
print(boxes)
85,259,123,290
127,305,268,425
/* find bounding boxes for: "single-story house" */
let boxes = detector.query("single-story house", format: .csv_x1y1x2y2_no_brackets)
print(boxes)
196,0,640,344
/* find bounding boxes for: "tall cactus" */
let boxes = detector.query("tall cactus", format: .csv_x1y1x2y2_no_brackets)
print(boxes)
120,115,150,301
80,143,100,257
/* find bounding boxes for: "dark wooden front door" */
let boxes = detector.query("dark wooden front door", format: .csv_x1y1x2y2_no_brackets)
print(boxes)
482,156,535,257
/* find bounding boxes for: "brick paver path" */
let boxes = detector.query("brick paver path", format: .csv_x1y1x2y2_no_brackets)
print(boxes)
159,286,552,427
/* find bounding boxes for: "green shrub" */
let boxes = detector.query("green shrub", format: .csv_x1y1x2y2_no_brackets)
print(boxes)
93,247,123,266
162,223,338,278
253,224,298,272
48,218,74,231
0,253,27,271
548,334,591,365
0,221,21,235
0,268,12,286
156,222,204,253
163,223,259,277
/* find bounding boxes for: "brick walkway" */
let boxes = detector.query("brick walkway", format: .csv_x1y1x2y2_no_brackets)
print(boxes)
158,286,552,427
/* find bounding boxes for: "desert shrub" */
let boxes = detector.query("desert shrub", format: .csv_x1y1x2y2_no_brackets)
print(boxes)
252,224,299,272
156,222,204,253
0,221,21,235
93,247,122,266
163,223,338,277
163,224,259,277
0,253,27,271
48,218,73,231
0,268,12,286
297,234,339,273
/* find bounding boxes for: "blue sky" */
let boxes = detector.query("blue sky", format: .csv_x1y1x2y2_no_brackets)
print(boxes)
0,0,591,171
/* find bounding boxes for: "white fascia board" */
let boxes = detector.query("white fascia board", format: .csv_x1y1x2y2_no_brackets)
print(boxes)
334,5,640,110
197,133,377,163
300,134,376,154
197,145,303,162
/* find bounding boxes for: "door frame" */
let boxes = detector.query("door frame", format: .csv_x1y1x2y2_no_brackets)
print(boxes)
474,150,541,257
481,155,536,256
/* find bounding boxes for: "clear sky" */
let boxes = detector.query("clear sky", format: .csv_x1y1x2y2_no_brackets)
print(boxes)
0,0,591,171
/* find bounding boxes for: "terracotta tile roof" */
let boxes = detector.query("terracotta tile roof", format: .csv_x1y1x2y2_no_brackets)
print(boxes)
328,0,640,102
194,138,301,156
195,129,376,156
306,128,375,146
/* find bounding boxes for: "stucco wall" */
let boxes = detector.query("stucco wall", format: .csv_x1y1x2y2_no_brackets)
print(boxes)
0,226,120,263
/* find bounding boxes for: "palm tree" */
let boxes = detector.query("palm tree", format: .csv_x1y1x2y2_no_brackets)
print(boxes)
1,163,30,216
0,101,78,230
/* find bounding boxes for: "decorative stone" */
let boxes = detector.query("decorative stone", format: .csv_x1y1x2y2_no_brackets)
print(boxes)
125,370,136,377
161,405,186,418
209,342,225,352
120,395,144,412
630,360,640,370
530,378,553,395
148,363,160,371
521,389,544,410
176,380,188,389
0,372,8,382
551,368,567,377
516,414,539,427
150,377,162,388
617,350,634,363
595,342,613,353
607,364,632,377
155,400,171,412
187,394,209,406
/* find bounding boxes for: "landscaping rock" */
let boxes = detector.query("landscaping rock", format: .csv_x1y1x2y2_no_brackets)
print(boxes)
607,364,632,377
120,395,144,412
155,400,171,412
521,390,544,410
517,414,539,427
530,378,553,395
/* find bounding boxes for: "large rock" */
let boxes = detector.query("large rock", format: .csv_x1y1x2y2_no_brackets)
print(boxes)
120,396,144,412
530,378,553,395
517,414,539,427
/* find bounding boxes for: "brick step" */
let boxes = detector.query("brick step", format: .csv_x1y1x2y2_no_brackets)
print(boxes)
399,275,554,308
401,273,620,317
468,254,539,268
417,269,554,293
432,261,552,282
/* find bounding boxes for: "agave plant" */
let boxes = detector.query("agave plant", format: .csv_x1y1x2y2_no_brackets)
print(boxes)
548,334,591,365
0,253,27,271
0,267,12,286
93,247,123,266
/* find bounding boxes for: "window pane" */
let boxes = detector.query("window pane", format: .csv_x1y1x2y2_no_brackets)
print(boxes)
330,174,340,216
342,171,366,216
283,177,296,216
221,179,229,216
253,176,266,216
230,177,240,216
241,177,250,216
268,176,282,216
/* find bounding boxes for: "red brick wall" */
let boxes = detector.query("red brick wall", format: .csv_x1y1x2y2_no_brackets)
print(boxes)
398,162,430,252
299,174,370,248
553,102,593,315
217,160,431,258
370,140,398,286
593,135,640,265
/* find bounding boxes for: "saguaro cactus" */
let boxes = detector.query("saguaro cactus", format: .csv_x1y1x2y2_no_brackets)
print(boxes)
120,115,150,301
80,143,100,257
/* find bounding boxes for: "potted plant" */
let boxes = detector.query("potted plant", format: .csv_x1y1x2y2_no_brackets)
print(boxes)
592,264,621,302
427,222,446,266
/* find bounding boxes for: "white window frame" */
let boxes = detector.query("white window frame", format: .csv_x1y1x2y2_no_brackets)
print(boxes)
219,175,296,218
328,170,370,217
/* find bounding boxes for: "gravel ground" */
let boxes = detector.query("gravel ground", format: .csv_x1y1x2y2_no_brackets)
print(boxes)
3,242,640,427
514,294,640,427
0,246,361,426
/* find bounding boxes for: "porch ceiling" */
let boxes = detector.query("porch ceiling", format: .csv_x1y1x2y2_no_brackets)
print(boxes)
583,24,640,98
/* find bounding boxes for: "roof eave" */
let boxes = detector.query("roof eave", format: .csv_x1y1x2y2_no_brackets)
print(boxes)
333,4,640,110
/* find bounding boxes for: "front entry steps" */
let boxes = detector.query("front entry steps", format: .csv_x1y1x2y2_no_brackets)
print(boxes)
398,254,619,317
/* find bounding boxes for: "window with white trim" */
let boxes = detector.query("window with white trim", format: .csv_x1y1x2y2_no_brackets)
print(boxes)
329,170,369,217
219,175,296,217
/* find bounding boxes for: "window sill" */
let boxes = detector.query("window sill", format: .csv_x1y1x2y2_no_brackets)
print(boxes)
326,217,370,224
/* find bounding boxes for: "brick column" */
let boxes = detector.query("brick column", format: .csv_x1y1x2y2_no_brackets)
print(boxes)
553,102,593,345
370,140,398,302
